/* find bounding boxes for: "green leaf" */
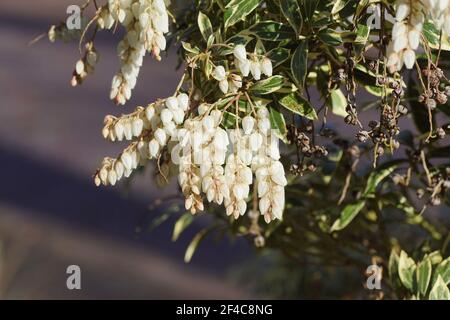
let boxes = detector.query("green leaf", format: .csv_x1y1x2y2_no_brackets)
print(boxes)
222,110,238,128
318,29,343,46
429,275,450,300
389,249,400,279
182,41,200,54
330,200,366,232
417,258,432,296
355,24,370,45
278,92,317,120
362,165,397,197
250,75,285,95
329,164,397,232
291,41,308,90
422,22,440,46
398,250,417,291
432,258,450,285
331,0,351,14
280,0,303,36
269,106,287,142
267,47,290,67
197,12,213,42
172,213,194,242
303,0,319,21
329,89,347,117
184,228,211,263
224,0,260,29
249,21,294,41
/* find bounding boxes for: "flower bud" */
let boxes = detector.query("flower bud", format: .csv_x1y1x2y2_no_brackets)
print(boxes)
219,79,229,94
154,128,167,145
198,103,209,115
114,122,125,141
121,152,132,170
115,161,124,180
212,65,227,81
108,170,117,186
161,109,174,124
123,121,133,140
233,44,247,62
145,105,155,120
250,59,261,80
238,58,250,77
242,116,255,135
261,57,273,77
177,93,189,111
166,96,179,110
132,118,144,137
149,139,160,158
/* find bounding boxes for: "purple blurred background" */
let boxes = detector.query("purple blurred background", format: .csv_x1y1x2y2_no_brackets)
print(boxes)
0,0,252,299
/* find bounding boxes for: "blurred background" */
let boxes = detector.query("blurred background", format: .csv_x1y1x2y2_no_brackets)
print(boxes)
0,0,253,299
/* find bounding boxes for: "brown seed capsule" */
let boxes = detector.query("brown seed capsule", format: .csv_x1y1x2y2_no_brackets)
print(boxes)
254,235,265,248
445,86,450,97
357,131,369,142
389,81,399,89
378,76,387,85
369,120,378,128
437,127,446,139
426,98,437,110
376,146,384,156
398,104,408,115
437,92,448,105
443,180,450,189
435,68,444,79
345,114,353,125
416,189,425,199
430,197,441,206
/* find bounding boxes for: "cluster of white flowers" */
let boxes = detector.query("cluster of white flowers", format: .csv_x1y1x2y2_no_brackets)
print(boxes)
211,66,243,94
387,0,424,71
210,44,273,95
387,0,450,72
95,92,189,186
97,0,170,104
96,95,288,222
244,108,287,223
71,42,98,86
179,106,286,221
427,0,450,35
233,44,273,80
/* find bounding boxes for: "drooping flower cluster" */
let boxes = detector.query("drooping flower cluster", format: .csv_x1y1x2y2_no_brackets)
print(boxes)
211,44,273,94
387,0,424,71
173,105,286,221
95,93,288,222
387,0,450,72
95,92,188,186
233,44,273,80
427,0,450,35
176,110,227,214
244,108,287,223
71,41,98,86
97,0,170,105
212,65,243,94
